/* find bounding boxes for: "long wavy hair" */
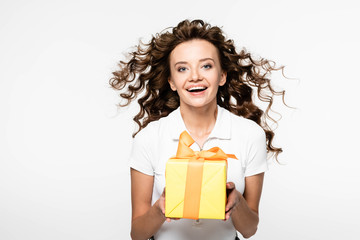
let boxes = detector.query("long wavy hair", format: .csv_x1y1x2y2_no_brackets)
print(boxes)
110,19,286,159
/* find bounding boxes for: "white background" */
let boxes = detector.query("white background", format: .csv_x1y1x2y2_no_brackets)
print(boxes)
1,0,359,239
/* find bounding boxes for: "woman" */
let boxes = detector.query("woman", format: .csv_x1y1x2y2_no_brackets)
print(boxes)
110,19,285,240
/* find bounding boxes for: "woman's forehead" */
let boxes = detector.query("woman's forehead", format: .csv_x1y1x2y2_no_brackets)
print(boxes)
169,39,220,63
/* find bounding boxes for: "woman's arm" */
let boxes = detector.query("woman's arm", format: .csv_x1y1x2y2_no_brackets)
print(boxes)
130,168,166,240
225,172,264,239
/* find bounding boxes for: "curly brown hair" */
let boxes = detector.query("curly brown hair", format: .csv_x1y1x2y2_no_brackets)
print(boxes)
110,19,286,159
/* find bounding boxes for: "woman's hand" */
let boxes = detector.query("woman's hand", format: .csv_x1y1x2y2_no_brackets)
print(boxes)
224,182,241,221
157,188,180,222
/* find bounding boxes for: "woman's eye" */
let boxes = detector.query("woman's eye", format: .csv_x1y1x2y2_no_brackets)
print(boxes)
203,64,212,69
178,67,187,72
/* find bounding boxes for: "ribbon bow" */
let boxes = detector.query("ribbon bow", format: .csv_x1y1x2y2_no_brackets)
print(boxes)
175,131,236,160
171,131,237,219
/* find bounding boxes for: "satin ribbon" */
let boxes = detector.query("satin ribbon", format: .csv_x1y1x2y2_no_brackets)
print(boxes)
171,131,237,219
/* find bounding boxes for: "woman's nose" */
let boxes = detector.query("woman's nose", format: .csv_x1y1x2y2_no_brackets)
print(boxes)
190,69,201,81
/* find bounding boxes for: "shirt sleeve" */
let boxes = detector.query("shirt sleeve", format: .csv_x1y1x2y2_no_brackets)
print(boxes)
128,128,155,176
244,125,268,177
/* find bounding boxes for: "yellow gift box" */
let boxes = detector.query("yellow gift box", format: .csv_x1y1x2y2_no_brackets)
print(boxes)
165,131,237,220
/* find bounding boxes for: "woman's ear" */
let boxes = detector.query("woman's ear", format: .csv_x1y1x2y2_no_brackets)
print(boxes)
219,71,227,86
168,77,177,91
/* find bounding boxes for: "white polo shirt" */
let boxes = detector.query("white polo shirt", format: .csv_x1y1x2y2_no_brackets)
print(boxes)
129,105,268,240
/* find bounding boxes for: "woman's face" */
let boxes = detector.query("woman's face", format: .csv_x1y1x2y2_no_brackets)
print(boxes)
168,39,226,109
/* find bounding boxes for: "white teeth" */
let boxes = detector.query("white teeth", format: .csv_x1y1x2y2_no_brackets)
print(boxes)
188,86,206,91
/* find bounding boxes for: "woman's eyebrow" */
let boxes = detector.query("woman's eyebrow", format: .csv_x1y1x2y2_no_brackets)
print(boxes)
174,61,187,66
199,58,214,62
174,58,215,66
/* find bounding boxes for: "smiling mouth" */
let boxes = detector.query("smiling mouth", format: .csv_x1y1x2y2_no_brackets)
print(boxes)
187,86,208,92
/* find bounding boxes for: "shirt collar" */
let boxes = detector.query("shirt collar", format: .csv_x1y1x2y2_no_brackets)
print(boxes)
169,105,231,140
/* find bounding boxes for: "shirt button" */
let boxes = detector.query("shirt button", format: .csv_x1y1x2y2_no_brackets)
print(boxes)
193,219,201,225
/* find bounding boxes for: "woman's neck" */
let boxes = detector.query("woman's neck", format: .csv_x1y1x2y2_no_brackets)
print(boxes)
180,102,218,148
